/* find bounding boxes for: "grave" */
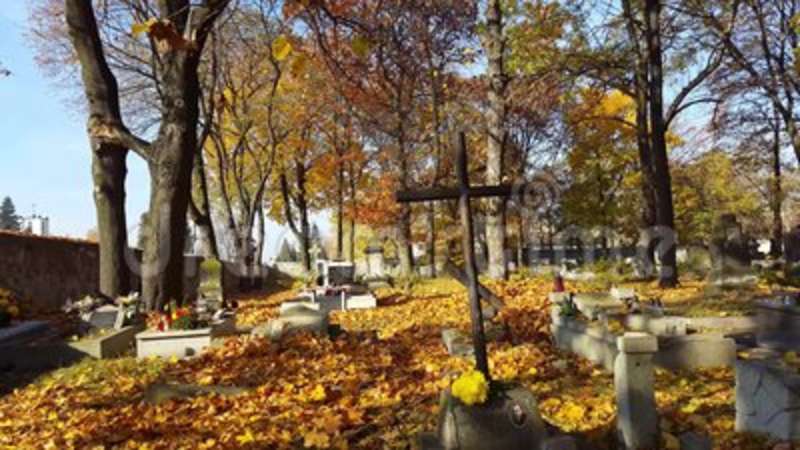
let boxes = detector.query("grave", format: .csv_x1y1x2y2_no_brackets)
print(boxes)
736,356,800,440
69,293,145,359
550,294,737,373
709,214,757,286
136,326,224,359
755,296,800,350
197,258,225,309
0,321,49,347
615,333,659,450
252,305,329,341
399,133,551,449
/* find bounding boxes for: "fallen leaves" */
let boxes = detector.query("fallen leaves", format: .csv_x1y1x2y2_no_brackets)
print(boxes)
0,276,780,449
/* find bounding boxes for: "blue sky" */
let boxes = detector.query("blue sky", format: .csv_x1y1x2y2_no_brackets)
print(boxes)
0,2,321,258
0,2,150,239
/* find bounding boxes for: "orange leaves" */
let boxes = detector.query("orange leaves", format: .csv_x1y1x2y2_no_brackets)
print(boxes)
131,18,194,51
0,276,761,448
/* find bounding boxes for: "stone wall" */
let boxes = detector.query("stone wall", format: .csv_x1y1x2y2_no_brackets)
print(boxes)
0,231,209,312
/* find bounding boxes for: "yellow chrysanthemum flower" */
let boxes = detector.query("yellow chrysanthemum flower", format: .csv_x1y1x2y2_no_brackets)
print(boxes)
451,370,489,406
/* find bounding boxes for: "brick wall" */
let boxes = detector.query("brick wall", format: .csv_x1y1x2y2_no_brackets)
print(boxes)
0,231,206,312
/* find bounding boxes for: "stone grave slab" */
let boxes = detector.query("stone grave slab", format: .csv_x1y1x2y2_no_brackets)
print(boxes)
136,328,216,359
69,323,145,359
622,315,687,336
653,334,736,370
144,382,250,405
736,358,800,440
252,306,329,341
572,293,626,318
756,299,800,350
552,306,737,372
346,294,377,310
0,321,49,346
610,286,636,301
279,300,321,315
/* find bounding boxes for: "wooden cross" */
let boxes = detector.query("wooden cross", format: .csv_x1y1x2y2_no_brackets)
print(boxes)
395,132,513,380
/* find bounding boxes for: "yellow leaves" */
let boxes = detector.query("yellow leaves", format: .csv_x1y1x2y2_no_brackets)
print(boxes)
131,18,158,37
309,384,327,402
561,402,586,423
351,35,371,58
451,370,489,406
304,430,330,448
235,428,256,445
272,35,293,61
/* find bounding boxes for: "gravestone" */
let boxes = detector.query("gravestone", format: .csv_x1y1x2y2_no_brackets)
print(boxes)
709,214,755,284
198,258,225,309
365,242,385,279
755,297,800,350
615,332,659,450
327,262,355,286
88,305,120,330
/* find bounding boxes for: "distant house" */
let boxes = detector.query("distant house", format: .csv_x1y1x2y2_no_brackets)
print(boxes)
21,214,50,236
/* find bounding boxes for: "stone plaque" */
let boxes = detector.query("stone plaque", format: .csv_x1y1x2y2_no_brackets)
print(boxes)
89,305,119,330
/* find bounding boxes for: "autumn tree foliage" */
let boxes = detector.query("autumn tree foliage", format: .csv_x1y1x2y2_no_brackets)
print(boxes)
286,0,478,276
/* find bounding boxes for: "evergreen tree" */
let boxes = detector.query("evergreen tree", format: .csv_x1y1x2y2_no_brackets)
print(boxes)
0,197,21,231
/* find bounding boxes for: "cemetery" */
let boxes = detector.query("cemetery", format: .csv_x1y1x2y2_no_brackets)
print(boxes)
6,0,800,449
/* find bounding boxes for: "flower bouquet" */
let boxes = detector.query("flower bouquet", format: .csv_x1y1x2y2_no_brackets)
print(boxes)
146,301,209,332
63,295,106,322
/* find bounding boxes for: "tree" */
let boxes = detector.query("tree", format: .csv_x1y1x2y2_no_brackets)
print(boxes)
0,197,21,231
64,0,229,311
483,0,509,280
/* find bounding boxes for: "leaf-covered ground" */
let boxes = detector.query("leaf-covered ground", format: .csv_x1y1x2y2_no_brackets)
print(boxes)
0,276,786,449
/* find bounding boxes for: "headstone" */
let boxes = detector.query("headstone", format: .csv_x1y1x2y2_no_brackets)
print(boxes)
365,243,386,279
615,332,659,450
198,258,225,309
327,261,355,286
709,214,755,284
88,305,120,330
430,386,547,450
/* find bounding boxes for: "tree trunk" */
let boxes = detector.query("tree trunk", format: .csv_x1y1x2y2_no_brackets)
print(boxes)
93,148,131,298
484,0,508,280
337,164,345,260
427,202,437,277
772,110,784,257
64,0,133,299
645,0,679,287
396,115,414,276
189,152,219,259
